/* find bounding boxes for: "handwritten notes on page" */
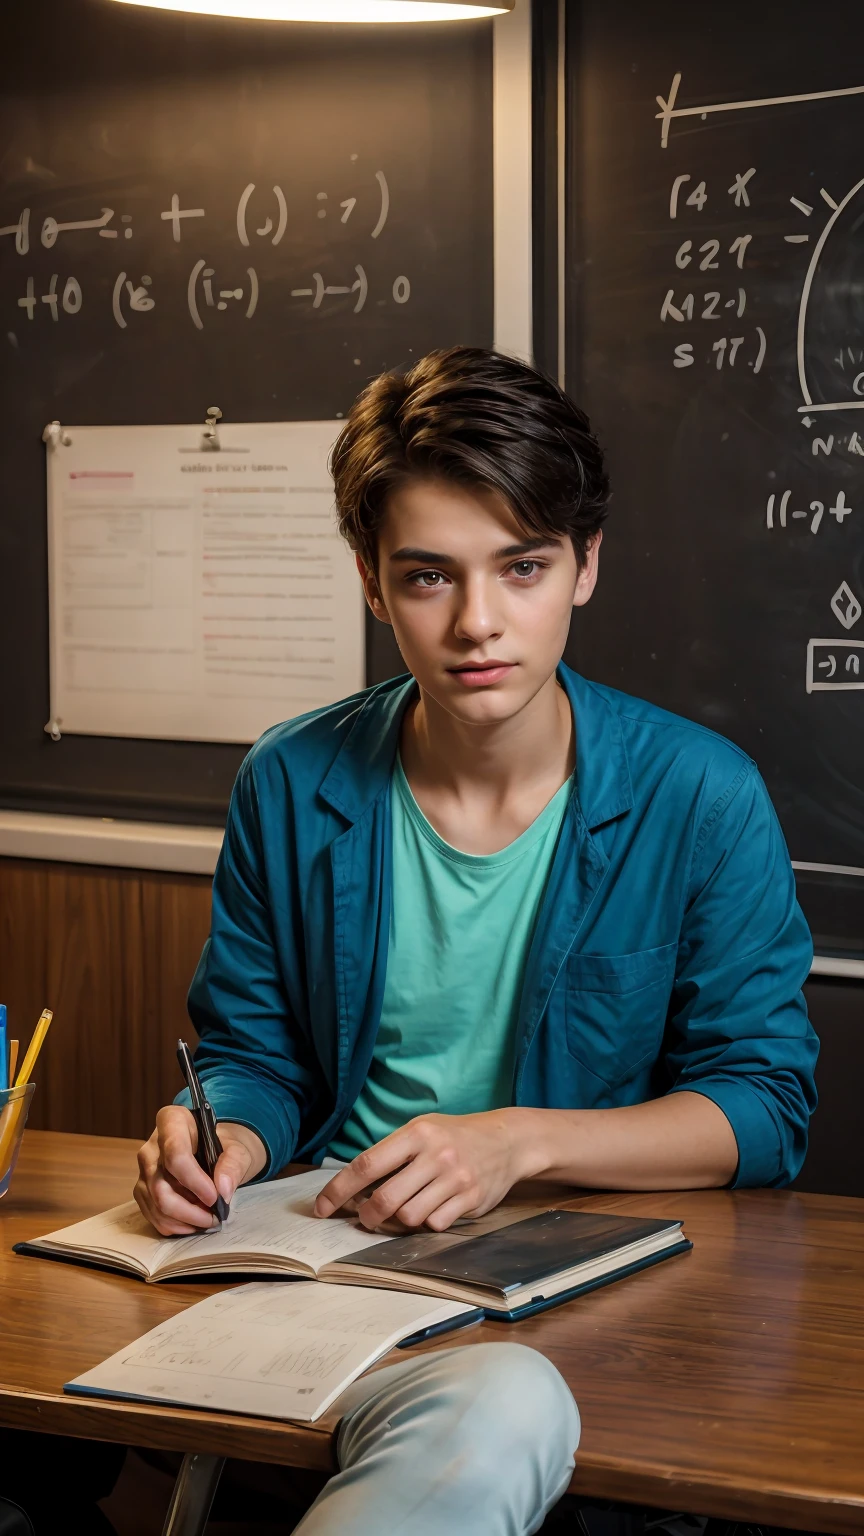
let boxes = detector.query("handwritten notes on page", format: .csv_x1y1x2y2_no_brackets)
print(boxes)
45,422,365,743
29,1168,397,1282
66,1280,473,1422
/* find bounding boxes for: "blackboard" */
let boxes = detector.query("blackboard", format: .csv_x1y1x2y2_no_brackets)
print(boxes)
561,0,864,956
0,0,493,824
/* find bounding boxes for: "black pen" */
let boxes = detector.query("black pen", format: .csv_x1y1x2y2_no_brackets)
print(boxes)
397,1308,485,1348
176,1039,230,1223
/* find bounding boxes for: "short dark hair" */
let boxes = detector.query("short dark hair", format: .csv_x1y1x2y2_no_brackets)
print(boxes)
331,346,609,569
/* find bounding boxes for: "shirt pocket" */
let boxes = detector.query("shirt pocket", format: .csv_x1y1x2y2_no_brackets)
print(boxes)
563,942,677,1089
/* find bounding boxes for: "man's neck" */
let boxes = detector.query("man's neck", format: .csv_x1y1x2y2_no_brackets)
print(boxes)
399,671,574,854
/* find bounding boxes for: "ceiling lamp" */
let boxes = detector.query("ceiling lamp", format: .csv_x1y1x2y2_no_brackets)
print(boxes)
108,0,514,20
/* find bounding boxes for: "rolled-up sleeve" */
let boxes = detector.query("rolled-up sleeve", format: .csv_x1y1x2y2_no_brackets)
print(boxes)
177,759,319,1178
666,763,818,1187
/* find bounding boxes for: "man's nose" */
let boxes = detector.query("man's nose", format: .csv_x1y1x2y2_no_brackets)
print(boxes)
453,577,503,644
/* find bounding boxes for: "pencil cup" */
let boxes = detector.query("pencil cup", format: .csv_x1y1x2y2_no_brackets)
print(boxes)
0,1084,36,1199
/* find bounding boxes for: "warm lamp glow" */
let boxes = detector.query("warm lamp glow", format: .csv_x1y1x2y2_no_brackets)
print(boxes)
108,0,512,19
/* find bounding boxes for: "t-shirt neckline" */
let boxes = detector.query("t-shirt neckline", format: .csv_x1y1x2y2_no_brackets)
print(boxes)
392,753,573,868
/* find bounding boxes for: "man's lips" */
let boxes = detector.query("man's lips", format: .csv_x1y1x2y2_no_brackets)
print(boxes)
447,661,517,687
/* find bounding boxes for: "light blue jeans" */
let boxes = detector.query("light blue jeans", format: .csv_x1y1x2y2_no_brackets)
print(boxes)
293,1342,580,1535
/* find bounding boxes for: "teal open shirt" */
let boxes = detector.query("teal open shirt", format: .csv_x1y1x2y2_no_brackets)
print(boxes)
181,665,818,1188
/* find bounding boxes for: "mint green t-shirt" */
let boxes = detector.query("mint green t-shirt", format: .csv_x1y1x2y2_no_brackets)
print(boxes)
327,757,572,1162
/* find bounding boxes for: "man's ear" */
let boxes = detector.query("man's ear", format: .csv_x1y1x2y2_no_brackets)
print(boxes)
572,530,602,609
355,552,393,626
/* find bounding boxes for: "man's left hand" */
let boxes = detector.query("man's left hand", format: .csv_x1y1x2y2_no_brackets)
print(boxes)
313,1109,532,1232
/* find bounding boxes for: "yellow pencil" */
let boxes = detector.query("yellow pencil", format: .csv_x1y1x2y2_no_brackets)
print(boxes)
7,1041,19,1085
15,1009,53,1088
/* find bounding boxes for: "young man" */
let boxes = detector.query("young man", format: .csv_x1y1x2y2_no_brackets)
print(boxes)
135,347,818,1536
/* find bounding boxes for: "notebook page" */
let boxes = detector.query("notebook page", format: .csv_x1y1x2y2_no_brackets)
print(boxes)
162,1170,399,1276
67,1281,472,1422
30,1169,397,1278
33,1201,176,1276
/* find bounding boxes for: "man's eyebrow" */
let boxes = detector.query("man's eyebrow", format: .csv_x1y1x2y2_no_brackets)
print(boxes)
388,536,562,565
493,537,562,559
389,547,455,565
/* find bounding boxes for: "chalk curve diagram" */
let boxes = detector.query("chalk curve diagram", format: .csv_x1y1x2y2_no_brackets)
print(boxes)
797,175,864,410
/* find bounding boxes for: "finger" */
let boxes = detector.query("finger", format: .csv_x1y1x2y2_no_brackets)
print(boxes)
137,1122,213,1228
151,1169,219,1230
136,1136,160,1184
137,1114,218,1234
133,1178,199,1238
155,1103,199,1153
156,1107,217,1209
383,1169,471,1230
352,1158,443,1231
163,1165,220,1214
138,1123,216,1229
213,1139,254,1204
133,1177,156,1226
314,1130,418,1217
422,1190,480,1232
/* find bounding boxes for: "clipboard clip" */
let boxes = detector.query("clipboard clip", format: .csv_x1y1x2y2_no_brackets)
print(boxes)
200,406,222,452
42,421,71,450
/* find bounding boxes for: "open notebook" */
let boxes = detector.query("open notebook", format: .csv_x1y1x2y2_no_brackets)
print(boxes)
16,1170,395,1281
65,1281,482,1423
18,1169,691,1321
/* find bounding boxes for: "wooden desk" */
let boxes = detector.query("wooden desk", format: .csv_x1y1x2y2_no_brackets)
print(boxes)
2,1133,864,1535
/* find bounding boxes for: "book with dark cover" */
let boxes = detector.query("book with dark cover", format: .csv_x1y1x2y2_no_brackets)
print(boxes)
323,1209,692,1318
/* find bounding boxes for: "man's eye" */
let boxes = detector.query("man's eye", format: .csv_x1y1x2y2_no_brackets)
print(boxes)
510,560,541,579
410,571,446,588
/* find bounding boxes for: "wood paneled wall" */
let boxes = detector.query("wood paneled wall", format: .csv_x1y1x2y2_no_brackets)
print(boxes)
0,856,211,1140
0,854,861,1195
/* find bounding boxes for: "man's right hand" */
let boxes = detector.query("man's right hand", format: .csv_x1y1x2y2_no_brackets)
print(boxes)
134,1105,267,1236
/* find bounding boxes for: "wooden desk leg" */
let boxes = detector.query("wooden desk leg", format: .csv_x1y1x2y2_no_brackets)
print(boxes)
161,1452,225,1536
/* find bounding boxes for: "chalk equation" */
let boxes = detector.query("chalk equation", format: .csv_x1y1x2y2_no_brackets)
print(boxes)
830,582,862,631
1,162,408,330
662,162,864,411
187,261,259,326
17,275,83,321
656,72,864,151
0,169,390,256
654,71,864,704
766,489,852,535
660,169,769,376
1,166,410,331
14,262,411,332
657,76,864,416
0,206,134,253
806,638,864,691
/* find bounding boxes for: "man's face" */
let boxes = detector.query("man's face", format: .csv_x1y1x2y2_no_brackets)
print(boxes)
356,477,600,726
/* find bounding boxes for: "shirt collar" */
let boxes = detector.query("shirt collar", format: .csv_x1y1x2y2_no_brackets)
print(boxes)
558,666,634,829
319,663,633,832
319,673,415,821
